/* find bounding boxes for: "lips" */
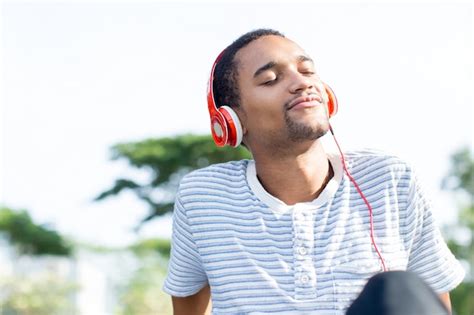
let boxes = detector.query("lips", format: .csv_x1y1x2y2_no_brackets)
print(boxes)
286,94,323,111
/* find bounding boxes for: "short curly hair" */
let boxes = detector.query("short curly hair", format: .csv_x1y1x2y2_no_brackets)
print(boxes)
213,29,285,109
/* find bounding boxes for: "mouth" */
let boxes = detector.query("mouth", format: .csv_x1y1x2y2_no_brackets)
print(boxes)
286,94,323,111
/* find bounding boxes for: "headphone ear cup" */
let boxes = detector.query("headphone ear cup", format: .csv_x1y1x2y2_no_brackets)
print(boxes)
323,83,338,118
219,106,243,147
210,112,229,147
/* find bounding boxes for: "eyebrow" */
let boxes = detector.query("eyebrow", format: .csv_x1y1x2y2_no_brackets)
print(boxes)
253,55,314,78
297,55,314,64
253,61,277,78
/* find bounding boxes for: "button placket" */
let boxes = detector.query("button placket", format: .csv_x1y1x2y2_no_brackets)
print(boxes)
293,206,317,299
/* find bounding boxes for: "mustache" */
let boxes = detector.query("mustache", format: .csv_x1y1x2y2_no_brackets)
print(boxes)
284,93,323,111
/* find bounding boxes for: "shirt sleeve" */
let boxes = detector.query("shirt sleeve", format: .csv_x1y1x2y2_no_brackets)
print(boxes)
404,169,465,294
162,192,208,297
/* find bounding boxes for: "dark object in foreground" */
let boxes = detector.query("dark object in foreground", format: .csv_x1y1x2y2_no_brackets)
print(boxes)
346,271,449,315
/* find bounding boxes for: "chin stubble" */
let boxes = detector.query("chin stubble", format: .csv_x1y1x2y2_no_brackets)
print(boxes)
284,110,328,142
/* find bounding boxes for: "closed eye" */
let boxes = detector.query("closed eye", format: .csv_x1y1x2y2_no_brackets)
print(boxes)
300,69,315,76
262,76,278,86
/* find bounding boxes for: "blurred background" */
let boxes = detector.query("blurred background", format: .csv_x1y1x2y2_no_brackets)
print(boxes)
1,1,472,314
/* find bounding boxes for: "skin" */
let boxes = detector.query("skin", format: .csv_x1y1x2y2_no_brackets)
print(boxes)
233,35,333,205
172,284,211,315
172,35,452,314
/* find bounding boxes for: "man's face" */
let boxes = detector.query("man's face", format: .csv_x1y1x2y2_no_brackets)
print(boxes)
235,35,330,150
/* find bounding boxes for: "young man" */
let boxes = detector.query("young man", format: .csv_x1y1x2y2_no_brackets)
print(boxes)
163,29,464,314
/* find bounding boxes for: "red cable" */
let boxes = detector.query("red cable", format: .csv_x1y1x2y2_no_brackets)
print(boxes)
329,125,388,272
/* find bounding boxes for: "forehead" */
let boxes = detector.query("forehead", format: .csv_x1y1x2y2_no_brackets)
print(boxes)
235,35,308,75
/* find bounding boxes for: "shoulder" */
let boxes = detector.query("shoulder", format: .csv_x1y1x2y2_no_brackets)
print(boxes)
181,160,249,183
339,148,416,186
177,160,251,197
343,148,413,174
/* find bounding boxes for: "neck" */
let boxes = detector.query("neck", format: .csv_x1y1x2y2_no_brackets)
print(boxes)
252,140,333,205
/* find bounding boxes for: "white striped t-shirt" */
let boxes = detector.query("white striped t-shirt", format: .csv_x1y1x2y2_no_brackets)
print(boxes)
163,150,464,314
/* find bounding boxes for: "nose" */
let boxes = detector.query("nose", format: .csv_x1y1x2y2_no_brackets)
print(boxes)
288,71,315,94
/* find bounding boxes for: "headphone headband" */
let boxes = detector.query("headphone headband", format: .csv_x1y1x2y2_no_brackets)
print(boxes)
207,51,225,119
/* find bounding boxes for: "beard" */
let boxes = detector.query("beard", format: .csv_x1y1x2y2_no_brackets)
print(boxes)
284,110,329,142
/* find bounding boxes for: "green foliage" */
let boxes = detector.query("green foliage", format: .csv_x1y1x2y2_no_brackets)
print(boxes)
129,238,171,258
450,281,474,315
442,148,474,197
115,254,172,315
0,272,78,315
0,207,72,256
442,147,474,315
96,134,251,225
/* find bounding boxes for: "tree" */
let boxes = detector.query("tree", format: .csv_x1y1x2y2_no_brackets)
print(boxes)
0,272,77,315
441,147,474,315
130,238,171,258
0,207,72,256
0,207,76,314
116,245,172,315
95,134,251,225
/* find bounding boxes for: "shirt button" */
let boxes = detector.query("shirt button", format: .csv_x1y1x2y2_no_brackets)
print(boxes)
300,274,310,283
295,213,304,221
298,247,307,255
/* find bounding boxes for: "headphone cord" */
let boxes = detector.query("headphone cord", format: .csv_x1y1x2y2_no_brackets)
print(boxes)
329,125,388,272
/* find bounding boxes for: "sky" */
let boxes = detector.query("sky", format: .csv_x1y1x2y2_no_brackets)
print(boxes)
1,1,473,247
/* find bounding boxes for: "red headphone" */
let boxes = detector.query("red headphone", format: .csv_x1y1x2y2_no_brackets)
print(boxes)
207,51,339,147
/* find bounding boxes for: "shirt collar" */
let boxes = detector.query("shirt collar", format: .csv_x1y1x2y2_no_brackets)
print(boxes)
246,151,343,217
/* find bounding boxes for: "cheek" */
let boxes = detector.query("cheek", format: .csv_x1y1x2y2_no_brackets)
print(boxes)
239,84,286,131
245,98,285,130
